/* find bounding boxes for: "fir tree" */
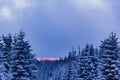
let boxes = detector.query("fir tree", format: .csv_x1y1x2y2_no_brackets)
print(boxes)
88,45,98,79
78,44,98,80
2,34,13,80
0,36,6,80
99,32,120,80
0,36,3,50
78,44,90,79
67,60,77,80
11,30,38,80
67,50,77,80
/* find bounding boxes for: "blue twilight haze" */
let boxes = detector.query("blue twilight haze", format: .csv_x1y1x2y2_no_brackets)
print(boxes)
0,0,120,57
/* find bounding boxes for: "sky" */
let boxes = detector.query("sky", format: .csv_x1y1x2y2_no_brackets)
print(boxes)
0,0,120,57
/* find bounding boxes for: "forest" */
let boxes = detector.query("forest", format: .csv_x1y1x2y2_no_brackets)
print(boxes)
0,31,120,80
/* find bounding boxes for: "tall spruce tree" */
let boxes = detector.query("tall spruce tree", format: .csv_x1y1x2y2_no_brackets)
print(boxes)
99,32,120,80
11,30,38,80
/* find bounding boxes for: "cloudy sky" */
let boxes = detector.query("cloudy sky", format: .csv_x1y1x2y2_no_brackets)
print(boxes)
0,0,120,57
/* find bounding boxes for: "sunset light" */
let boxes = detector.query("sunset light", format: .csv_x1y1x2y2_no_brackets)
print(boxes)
36,58,60,61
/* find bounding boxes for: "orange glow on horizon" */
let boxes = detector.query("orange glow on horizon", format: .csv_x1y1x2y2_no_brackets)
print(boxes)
36,58,59,61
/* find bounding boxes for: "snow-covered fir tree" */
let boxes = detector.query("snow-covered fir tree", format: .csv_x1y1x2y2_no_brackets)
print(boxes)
0,36,6,80
99,32,120,80
11,30,38,80
67,49,77,80
2,34,13,80
78,44,98,80
0,36,3,52
88,45,98,79
78,44,90,79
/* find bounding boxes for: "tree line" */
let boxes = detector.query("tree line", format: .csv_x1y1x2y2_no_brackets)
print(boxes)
64,32,120,80
38,32,120,80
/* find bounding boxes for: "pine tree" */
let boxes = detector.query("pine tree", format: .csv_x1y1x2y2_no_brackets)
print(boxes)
99,32,120,80
11,30,38,80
